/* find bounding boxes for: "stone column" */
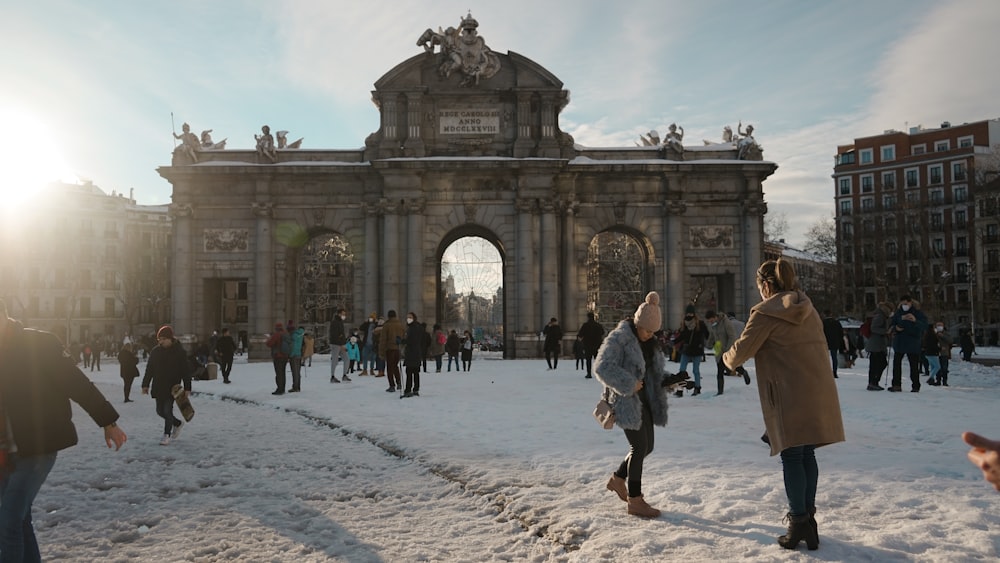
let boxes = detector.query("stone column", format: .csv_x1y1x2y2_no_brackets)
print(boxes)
250,200,274,360
742,182,767,312
380,198,401,312
540,197,558,323
405,198,426,314
404,92,425,156
663,199,687,323
515,197,537,353
168,203,194,335
560,199,579,328
513,93,534,157
363,202,380,316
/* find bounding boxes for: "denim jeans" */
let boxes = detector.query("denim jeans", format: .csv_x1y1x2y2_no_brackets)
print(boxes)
156,395,180,435
361,345,375,371
829,350,839,377
780,445,818,516
447,355,459,371
679,354,702,387
0,452,58,563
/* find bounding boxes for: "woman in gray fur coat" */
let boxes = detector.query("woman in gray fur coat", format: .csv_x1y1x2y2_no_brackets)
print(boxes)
593,291,669,518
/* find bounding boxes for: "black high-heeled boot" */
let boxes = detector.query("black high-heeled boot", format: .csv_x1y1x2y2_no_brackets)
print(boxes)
778,512,818,550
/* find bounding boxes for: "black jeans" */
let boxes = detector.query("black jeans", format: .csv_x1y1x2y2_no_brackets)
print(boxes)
155,395,181,435
891,351,920,390
780,445,818,516
219,355,234,379
615,401,654,498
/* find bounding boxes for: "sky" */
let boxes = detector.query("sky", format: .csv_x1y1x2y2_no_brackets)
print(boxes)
3,0,1000,247
39,346,1000,560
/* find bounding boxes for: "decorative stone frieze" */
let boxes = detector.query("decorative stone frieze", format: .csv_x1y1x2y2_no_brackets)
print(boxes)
204,229,249,252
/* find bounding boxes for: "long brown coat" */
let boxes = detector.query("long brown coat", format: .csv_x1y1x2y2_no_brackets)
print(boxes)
723,290,845,456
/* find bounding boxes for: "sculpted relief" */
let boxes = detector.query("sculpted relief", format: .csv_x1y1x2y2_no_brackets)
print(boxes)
417,12,501,86
204,229,249,252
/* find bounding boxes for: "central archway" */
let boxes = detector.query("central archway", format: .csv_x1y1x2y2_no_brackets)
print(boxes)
437,226,506,355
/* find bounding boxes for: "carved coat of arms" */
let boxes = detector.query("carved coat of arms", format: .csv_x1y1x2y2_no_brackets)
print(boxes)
417,13,501,86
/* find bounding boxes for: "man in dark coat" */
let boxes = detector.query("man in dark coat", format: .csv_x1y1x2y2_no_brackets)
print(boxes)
864,302,893,390
0,299,127,561
888,295,928,392
821,311,844,379
577,312,605,379
214,327,237,384
141,325,192,442
543,318,564,370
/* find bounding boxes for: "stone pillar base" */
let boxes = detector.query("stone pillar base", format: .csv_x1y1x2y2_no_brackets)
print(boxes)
249,334,271,362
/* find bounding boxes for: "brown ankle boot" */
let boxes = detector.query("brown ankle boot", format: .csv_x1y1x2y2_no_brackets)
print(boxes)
778,512,818,550
606,475,627,502
627,495,661,518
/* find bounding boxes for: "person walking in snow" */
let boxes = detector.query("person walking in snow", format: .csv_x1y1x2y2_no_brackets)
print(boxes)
141,325,192,445
0,298,127,561
542,318,563,369
379,310,405,392
676,305,709,396
402,313,424,397
445,329,461,372
266,322,289,395
118,342,139,402
460,330,475,372
724,258,845,550
577,311,605,379
593,291,670,519
214,327,237,384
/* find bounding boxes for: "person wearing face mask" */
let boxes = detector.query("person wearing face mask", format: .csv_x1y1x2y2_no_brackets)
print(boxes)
888,296,928,392
676,304,710,396
723,259,845,550
931,322,952,386
328,308,351,383
402,312,424,397
358,313,378,375
593,292,670,518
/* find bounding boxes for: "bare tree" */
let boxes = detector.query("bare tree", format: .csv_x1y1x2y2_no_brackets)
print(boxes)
764,211,789,242
803,216,837,262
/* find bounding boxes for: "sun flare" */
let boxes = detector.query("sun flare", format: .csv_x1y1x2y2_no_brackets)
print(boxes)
0,108,77,216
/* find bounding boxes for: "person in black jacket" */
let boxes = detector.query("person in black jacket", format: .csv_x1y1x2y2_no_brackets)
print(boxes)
677,304,710,396
329,308,349,382
141,325,192,445
821,311,845,379
445,330,461,372
118,343,140,402
543,318,563,369
402,313,424,397
578,311,606,379
0,298,127,561
214,327,237,384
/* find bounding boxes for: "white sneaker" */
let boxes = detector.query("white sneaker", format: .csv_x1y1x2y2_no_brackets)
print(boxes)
159,434,171,446
172,421,183,441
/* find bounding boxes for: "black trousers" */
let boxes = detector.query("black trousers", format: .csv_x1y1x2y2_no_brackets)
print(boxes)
615,401,654,498
868,351,887,386
891,351,920,390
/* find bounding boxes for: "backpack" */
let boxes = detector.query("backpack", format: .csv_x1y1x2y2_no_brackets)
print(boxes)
280,334,292,356
860,319,872,339
437,332,447,345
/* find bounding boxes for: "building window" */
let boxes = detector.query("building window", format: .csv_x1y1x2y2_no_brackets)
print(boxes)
906,168,919,187
935,140,950,152
912,144,926,155
880,145,895,162
862,244,874,261
883,194,896,210
881,171,895,189
908,266,921,283
930,212,944,230
958,136,974,148
840,200,852,216
860,148,873,164
886,241,898,259
955,208,967,228
929,165,943,184
953,162,967,181
887,266,897,282
105,298,115,318
79,297,91,318
842,246,853,263
955,186,968,203
907,240,920,259
885,215,896,232
929,189,944,205
861,175,874,193
863,218,875,233
987,223,1000,244
838,152,856,165
842,221,854,239
864,267,875,283
958,289,969,303
55,297,66,318
906,191,920,205
932,238,945,256
839,177,851,195
957,236,968,256
862,197,875,212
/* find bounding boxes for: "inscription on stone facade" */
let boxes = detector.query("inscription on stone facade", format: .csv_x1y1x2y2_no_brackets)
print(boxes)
689,226,734,249
204,229,249,252
439,109,499,134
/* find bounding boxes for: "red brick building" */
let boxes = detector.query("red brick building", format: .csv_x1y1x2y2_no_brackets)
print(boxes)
833,118,1000,340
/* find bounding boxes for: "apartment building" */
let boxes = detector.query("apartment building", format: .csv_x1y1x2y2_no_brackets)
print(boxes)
833,118,1000,340
0,181,172,348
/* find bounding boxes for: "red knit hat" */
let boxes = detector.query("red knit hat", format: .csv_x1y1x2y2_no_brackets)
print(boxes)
157,325,174,340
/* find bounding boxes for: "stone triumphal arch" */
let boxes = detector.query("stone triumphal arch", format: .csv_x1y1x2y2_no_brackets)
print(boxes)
159,14,777,358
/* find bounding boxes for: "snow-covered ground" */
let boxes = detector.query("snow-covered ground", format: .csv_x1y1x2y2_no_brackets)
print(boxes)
38,349,1000,562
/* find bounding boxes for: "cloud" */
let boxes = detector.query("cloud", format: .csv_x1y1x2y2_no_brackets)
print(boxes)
865,1,1000,132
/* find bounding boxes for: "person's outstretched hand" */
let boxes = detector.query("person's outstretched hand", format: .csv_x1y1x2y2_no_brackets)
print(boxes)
104,424,127,451
962,431,1000,491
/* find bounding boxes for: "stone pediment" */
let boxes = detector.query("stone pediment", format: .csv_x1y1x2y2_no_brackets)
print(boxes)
365,16,573,160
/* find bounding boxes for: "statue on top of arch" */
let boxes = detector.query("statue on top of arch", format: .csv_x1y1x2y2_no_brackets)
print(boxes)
417,12,501,87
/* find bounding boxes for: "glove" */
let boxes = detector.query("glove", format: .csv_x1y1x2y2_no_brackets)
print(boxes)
661,370,690,388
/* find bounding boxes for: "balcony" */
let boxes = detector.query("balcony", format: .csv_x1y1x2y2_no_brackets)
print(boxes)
930,173,943,184
955,171,967,181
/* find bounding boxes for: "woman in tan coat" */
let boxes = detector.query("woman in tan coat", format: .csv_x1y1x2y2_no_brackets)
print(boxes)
724,258,845,551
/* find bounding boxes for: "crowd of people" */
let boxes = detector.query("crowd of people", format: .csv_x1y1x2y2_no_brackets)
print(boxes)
3,254,1000,557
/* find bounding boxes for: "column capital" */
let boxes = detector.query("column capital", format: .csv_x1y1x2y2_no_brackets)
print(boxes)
251,201,273,219
743,200,768,216
663,199,687,216
169,203,194,219
515,197,537,214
